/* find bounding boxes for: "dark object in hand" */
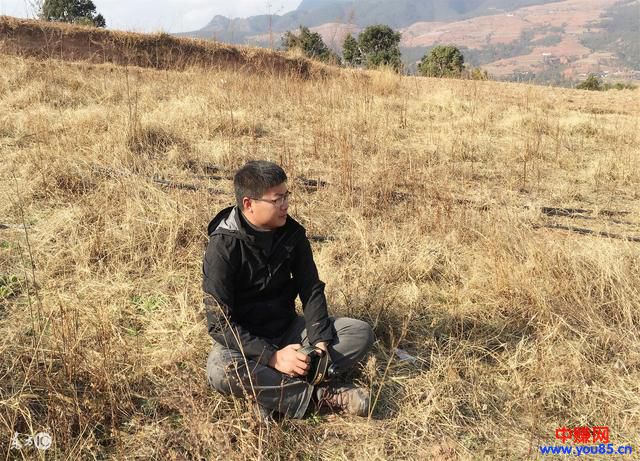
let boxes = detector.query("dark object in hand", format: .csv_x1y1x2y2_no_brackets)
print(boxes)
297,345,337,385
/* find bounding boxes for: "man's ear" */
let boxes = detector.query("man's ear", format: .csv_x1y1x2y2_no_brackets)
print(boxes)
242,196,252,213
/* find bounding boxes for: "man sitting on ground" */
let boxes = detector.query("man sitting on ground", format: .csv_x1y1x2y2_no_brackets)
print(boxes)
203,160,374,419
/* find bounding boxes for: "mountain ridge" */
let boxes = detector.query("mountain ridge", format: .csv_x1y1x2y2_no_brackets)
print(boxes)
178,0,640,82
192,0,562,37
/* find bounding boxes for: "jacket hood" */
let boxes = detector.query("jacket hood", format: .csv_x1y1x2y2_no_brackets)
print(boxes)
207,205,304,246
207,205,241,237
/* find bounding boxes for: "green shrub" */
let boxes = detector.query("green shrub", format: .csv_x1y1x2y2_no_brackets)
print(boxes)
343,25,402,71
281,26,337,63
602,82,637,91
342,34,361,67
419,45,465,78
576,74,603,91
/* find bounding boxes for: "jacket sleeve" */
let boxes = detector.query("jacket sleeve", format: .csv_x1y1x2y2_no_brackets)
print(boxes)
202,235,277,366
291,233,335,346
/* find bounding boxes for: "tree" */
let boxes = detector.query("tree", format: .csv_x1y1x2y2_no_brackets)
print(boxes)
419,45,464,78
41,0,106,27
281,26,335,63
576,74,603,91
342,33,361,66
357,25,402,70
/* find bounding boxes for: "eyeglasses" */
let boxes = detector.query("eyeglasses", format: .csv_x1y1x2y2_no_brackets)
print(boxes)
250,191,291,207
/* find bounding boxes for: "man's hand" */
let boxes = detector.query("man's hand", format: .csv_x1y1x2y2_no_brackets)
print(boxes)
268,344,311,377
314,341,328,355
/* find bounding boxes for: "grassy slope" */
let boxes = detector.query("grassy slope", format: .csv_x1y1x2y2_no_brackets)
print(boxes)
0,16,330,78
0,47,639,459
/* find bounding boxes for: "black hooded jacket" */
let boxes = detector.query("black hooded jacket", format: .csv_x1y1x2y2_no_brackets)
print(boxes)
202,205,335,365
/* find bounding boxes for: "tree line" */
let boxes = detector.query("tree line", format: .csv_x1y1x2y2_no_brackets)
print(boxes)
282,24,487,79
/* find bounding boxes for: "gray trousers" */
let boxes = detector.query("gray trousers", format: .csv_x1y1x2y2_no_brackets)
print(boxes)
206,315,375,419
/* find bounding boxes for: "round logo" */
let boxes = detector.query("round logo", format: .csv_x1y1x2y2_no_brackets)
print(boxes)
34,432,52,450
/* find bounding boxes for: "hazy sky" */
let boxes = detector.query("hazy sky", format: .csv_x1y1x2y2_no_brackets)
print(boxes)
0,0,301,32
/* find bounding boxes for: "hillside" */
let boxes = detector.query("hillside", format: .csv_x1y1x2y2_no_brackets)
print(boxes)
401,0,637,80
0,16,329,78
180,0,640,82
1,20,639,460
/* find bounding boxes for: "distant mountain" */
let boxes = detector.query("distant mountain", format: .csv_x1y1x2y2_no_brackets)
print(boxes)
181,0,560,42
297,0,352,10
178,0,640,83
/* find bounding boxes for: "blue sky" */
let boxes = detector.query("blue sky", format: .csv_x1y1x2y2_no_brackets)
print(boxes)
0,0,301,32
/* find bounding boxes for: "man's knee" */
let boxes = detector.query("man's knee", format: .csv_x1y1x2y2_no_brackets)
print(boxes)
207,345,243,395
356,319,375,352
333,317,375,355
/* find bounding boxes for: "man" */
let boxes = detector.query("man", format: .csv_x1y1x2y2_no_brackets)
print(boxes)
203,160,374,420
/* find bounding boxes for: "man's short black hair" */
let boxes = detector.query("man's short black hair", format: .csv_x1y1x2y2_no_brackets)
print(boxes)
234,160,287,209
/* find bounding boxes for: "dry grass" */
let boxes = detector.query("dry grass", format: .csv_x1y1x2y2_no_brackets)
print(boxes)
0,44,639,460
0,16,334,78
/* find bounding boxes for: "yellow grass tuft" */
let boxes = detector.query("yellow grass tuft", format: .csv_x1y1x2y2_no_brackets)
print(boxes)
369,65,402,96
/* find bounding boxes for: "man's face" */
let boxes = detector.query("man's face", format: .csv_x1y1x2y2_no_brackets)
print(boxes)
242,182,290,230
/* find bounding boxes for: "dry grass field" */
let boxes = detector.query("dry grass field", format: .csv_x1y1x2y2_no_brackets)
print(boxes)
1,23,639,459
